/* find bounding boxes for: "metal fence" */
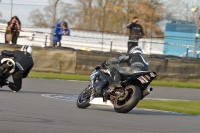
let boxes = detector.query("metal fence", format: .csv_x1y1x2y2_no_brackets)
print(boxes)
0,2,199,58
0,22,165,54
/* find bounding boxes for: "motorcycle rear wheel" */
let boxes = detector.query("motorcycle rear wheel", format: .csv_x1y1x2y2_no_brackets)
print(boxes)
76,86,92,109
114,85,141,113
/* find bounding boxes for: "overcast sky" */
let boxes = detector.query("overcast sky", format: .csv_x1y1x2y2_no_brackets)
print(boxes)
1,0,197,6
1,0,199,8
0,0,199,28
1,0,74,5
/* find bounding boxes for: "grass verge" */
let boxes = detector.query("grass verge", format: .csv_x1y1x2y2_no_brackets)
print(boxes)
137,100,200,115
28,71,90,81
29,71,200,89
28,71,200,116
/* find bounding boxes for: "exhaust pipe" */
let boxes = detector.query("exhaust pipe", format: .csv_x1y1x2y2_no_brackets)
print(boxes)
2,61,13,73
6,61,13,67
142,87,153,98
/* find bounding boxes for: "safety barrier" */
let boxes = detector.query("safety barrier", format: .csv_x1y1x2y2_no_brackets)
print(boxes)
0,44,199,82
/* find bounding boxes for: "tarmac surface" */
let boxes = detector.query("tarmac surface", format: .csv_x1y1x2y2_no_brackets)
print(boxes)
0,78,199,133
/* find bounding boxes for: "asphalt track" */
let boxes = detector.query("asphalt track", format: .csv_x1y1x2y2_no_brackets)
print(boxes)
0,78,199,133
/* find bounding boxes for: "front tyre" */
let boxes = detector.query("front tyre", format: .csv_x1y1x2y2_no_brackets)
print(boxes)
76,86,92,109
114,85,141,113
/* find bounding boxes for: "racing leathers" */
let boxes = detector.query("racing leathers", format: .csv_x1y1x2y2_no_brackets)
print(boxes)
102,53,149,89
0,50,34,92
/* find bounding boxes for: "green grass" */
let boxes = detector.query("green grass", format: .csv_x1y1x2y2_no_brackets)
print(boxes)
28,71,200,115
28,71,90,81
28,71,200,89
151,80,200,89
137,100,200,115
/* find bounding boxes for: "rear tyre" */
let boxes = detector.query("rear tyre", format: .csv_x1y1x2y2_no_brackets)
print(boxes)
114,85,141,113
76,86,92,109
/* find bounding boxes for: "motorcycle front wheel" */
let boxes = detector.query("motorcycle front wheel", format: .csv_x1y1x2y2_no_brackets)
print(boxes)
114,85,141,113
76,86,92,109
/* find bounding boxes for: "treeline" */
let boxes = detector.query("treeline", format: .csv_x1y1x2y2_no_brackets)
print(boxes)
29,0,167,37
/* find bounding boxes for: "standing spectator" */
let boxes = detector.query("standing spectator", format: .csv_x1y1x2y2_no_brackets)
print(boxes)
127,16,144,53
5,16,21,44
53,21,70,47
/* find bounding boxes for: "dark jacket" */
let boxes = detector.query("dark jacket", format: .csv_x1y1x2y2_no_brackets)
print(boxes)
1,50,34,78
127,22,144,40
53,21,70,42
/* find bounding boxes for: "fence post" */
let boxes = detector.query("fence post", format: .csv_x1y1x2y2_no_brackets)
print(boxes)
110,40,113,52
31,33,35,41
186,45,189,57
44,34,48,47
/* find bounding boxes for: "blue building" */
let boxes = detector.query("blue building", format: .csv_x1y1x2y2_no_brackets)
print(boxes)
164,20,200,58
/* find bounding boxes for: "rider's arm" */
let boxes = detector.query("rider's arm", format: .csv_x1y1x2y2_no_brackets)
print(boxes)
106,54,130,65
117,54,130,63
1,50,14,57
106,57,119,65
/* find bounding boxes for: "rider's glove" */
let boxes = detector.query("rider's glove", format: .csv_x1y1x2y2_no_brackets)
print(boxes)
95,65,102,70
101,61,108,68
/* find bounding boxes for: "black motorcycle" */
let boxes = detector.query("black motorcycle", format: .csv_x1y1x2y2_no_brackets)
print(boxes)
76,66,157,113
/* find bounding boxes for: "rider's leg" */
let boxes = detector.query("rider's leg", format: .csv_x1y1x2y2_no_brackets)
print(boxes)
109,68,121,90
8,71,23,92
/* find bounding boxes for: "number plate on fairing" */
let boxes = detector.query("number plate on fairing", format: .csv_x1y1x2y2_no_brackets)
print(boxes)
137,72,157,84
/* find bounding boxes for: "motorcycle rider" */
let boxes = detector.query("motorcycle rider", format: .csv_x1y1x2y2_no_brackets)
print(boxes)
0,45,34,92
98,46,149,90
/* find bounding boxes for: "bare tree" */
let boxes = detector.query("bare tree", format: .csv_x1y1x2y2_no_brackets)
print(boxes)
29,9,49,27
28,0,165,37
73,0,165,37
162,0,200,23
28,0,74,27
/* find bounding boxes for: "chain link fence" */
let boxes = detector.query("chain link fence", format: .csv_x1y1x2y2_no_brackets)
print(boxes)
0,2,199,57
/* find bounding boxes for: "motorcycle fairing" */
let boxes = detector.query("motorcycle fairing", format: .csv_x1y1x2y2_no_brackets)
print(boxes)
123,71,157,91
90,70,108,96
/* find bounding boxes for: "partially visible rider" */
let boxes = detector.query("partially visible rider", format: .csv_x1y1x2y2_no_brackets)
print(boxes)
98,46,149,90
0,45,34,92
